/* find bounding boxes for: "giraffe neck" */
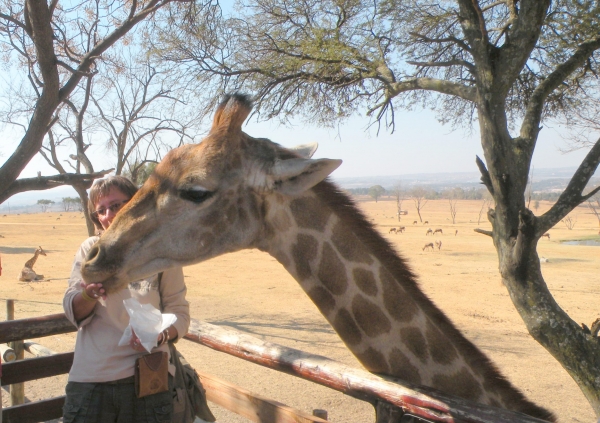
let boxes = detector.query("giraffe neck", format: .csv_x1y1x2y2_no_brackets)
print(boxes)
24,250,40,269
261,182,553,419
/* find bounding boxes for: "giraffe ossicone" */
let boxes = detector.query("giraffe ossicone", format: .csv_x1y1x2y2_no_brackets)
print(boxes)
82,93,555,421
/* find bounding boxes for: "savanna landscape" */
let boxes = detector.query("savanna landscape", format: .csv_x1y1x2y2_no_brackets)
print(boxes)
0,197,598,422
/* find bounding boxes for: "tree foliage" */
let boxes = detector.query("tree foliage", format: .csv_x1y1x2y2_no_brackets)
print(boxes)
61,197,81,212
36,199,54,212
368,184,386,202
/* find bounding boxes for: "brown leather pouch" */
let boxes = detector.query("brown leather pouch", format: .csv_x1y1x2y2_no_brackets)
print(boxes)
134,351,169,398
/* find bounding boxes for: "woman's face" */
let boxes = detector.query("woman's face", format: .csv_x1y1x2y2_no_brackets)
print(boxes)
94,187,131,230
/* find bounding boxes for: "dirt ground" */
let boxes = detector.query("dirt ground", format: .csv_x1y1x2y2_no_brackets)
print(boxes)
0,198,598,423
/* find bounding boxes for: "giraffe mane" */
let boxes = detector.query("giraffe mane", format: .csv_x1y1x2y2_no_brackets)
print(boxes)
311,180,556,421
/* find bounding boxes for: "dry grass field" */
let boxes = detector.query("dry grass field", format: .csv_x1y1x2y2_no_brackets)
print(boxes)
0,198,598,422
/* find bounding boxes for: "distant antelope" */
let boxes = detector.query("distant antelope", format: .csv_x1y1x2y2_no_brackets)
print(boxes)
389,228,397,234
397,226,405,233
435,240,442,251
422,242,434,251
455,229,458,236
413,220,418,225
426,228,433,236
542,233,550,239
433,228,443,235
423,221,429,225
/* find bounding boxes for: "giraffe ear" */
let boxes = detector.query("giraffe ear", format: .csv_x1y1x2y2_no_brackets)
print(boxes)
271,158,342,196
288,143,318,159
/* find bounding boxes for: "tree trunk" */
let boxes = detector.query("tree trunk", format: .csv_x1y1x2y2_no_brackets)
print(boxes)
495,222,600,415
73,184,95,236
477,99,600,416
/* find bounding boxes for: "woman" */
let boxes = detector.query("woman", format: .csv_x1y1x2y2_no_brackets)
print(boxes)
62,175,190,423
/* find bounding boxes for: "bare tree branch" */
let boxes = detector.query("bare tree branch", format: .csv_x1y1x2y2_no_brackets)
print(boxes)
538,137,600,233
0,169,113,204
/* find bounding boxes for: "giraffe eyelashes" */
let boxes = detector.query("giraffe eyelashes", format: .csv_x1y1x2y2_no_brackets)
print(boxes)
179,189,214,204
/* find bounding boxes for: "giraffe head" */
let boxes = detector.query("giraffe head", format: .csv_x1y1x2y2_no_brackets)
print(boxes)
81,94,341,292
37,246,46,256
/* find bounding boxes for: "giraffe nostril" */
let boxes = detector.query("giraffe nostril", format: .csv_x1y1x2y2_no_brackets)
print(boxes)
84,244,103,267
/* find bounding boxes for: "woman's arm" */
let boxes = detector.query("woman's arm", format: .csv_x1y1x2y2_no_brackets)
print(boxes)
159,267,190,342
72,282,106,321
63,237,103,326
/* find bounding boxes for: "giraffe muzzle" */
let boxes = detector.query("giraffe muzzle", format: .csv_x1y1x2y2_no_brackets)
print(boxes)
81,243,127,293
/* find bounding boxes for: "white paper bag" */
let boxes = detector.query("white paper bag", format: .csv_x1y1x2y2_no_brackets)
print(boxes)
118,298,177,353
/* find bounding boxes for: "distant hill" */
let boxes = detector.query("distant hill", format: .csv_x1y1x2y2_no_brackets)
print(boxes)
1,166,598,213
331,166,599,193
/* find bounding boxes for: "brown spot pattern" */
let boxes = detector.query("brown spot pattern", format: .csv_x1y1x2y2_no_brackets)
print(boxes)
389,348,422,384
246,191,261,220
356,347,389,374
197,232,215,253
226,205,237,223
331,221,373,265
333,308,362,346
237,208,249,226
353,268,378,296
307,286,336,315
318,243,349,295
290,197,330,231
351,295,391,337
432,368,483,401
231,154,242,169
380,267,417,322
400,327,429,364
292,234,318,281
203,210,221,226
426,320,458,365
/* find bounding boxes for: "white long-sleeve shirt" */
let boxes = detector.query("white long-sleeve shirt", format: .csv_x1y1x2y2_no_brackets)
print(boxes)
63,236,190,383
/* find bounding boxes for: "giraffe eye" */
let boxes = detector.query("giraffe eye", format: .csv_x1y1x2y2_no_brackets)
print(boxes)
179,189,214,204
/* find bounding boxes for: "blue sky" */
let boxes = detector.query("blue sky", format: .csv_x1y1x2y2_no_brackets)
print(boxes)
3,107,593,207
13,107,590,180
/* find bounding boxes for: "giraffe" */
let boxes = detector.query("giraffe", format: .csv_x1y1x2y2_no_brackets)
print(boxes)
81,94,555,421
18,246,46,281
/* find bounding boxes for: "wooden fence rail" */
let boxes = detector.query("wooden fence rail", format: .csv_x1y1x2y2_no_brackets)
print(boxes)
0,314,551,423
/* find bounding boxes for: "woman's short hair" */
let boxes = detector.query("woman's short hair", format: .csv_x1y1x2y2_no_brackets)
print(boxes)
88,175,138,231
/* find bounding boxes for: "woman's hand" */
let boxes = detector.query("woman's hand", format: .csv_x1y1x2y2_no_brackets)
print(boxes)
129,329,167,352
79,281,106,301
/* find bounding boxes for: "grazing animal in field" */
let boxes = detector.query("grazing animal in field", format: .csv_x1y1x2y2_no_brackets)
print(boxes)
542,233,550,239
433,228,443,235
422,242,434,251
435,240,442,251
80,93,555,421
412,220,418,225
426,228,433,236
18,246,46,281
397,226,405,233
389,228,397,234
423,220,429,225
